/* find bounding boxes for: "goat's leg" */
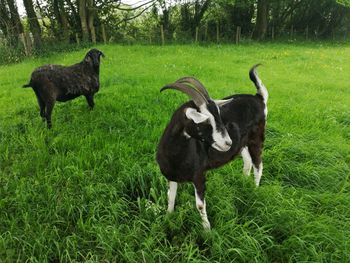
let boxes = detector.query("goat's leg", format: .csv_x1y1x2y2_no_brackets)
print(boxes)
193,176,211,230
248,143,263,186
45,100,55,129
167,181,178,213
85,94,95,110
241,146,252,176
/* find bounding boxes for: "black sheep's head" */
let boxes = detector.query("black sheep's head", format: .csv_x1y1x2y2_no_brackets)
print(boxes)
84,48,105,69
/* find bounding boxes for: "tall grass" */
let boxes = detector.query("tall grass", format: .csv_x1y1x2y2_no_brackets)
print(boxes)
0,43,349,262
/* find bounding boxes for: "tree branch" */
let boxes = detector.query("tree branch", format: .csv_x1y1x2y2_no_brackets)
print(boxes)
116,3,154,26
116,0,155,11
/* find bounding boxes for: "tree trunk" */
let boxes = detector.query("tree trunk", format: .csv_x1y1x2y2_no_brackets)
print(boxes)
0,0,11,38
87,0,96,43
252,0,268,41
59,0,69,42
54,0,69,42
192,0,210,36
0,0,24,46
79,0,89,42
66,0,79,31
23,0,42,48
7,0,24,35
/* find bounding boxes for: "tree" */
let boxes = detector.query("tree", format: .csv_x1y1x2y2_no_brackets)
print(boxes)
23,0,43,48
0,0,11,40
179,0,211,37
0,0,24,46
53,0,70,42
79,0,89,41
252,0,268,40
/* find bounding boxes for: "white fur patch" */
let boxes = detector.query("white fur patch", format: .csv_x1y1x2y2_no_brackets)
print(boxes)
185,107,209,124
199,104,232,152
167,181,178,213
255,73,268,118
214,98,233,107
253,163,263,186
183,131,191,139
241,147,252,176
194,187,211,230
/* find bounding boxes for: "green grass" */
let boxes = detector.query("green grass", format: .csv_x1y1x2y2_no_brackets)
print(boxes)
0,43,349,262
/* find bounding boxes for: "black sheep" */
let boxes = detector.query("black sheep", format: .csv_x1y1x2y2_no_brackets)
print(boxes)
23,48,105,128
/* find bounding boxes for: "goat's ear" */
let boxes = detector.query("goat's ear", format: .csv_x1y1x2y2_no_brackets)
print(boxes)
185,108,209,124
214,98,233,107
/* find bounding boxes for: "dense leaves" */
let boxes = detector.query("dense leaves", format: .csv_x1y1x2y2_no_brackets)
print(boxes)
1,0,350,54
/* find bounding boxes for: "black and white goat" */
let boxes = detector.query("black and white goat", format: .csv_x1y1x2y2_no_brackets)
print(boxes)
156,65,268,229
23,48,104,128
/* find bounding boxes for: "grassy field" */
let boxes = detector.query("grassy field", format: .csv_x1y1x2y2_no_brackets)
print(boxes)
0,43,349,262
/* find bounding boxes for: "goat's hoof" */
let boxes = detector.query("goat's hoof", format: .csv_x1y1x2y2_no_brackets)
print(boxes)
202,221,211,230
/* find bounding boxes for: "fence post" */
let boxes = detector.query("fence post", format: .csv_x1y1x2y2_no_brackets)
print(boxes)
24,32,32,55
195,26,199,43
216,21,219,43
235,26,241,44
91,27,96,44
75,33,80,45
305,25,309,40
101,24,107,44
271,26,275,40
160,25,165,45
290,25,294,40
19,33,29,56
205,23,208,41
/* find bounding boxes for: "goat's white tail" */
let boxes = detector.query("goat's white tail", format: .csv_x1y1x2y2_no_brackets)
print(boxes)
249,64,268,104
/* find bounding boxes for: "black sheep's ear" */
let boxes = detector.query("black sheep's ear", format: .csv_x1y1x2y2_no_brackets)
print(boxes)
84,53,92,63
99,51,105,58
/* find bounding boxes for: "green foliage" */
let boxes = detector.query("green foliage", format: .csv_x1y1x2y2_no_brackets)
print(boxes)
0,43,350,262
337,0,350,7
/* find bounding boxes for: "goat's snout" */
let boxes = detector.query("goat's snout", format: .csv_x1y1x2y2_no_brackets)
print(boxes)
212,136,232,152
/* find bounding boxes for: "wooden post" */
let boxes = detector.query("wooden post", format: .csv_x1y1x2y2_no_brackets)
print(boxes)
24,32,32,55
305,25,309,40
205,23,208,41
19,33,29,56
160,25,165,45
101,24,107,44
271,26,275,40
315,27,318,40
290,25,294,40
235,26,241,44
195,26,199,43
75,33,80,45
91,26,96,44
216,21,219,43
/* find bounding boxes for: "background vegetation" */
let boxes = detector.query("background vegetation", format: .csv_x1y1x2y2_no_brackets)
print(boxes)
0,43,349,262
1,0,350,64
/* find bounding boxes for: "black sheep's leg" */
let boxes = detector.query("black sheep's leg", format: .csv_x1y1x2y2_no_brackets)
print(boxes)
45,100,55,129
85,94,95,110
34,91,46,121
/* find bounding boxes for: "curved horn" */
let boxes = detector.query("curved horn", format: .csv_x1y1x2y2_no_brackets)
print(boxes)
176,77,210,100
160,82,208,106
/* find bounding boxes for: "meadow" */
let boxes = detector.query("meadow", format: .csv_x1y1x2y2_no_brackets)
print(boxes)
0,43,349,262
